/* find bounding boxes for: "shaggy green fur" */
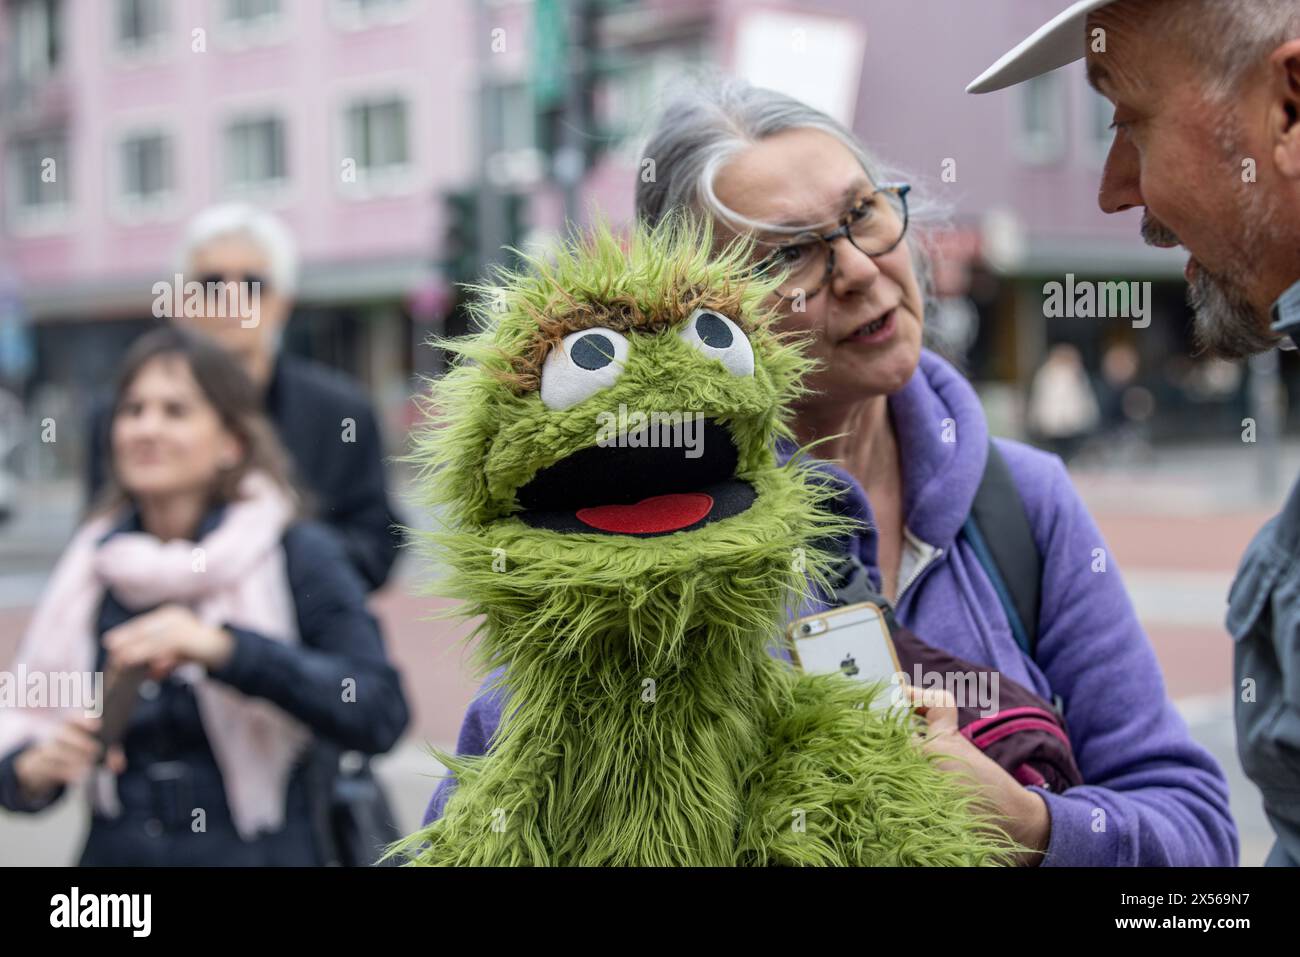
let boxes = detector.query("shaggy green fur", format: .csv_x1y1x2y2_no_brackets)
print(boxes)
390,215,1018,866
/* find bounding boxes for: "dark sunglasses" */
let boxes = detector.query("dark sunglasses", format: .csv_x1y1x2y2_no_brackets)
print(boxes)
196,272,269,289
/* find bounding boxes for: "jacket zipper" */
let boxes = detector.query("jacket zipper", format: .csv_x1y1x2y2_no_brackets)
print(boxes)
894,528,944,605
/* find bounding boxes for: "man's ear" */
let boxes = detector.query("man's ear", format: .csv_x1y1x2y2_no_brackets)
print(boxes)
1271,39,1300,179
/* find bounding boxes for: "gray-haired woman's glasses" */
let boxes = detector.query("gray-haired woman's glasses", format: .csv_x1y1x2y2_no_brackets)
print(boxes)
752,183,911,301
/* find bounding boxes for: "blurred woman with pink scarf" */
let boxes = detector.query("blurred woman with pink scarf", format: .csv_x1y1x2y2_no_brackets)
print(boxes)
0,328,409,864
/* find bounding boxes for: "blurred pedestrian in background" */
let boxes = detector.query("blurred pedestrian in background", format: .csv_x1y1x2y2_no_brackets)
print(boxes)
85,204,403,592
1097,341,1155,464
0,328,409,865
0,385,21,525
1027,343,1101,463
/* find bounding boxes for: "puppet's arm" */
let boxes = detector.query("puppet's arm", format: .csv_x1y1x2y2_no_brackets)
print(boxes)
738,674,1019,866
388,750,553,867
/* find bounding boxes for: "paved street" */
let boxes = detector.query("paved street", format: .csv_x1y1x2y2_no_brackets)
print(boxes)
0,439,1293,865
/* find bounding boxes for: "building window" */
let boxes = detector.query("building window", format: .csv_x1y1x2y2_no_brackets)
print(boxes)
223,0,281,23
332,0,411,30
1017,73,1066,165
345,97,410,176
216,0,285,48
7,129,69,218
120,131,173,204
482,82,542,187
8,0,63,86
487,83,535,156
604,45,705,156
115,0,167,53
224,115,287,189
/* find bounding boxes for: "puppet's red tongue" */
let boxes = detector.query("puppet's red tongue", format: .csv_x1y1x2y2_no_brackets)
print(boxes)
576,493,713,534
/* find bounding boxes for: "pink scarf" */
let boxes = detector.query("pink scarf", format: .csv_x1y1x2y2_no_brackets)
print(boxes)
0,471,310,840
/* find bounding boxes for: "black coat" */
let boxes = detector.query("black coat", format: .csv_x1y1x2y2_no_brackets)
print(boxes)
86,351,404,591
0,506,411,866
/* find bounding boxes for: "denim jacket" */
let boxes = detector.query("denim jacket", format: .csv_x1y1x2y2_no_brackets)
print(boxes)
1229,279,1300,866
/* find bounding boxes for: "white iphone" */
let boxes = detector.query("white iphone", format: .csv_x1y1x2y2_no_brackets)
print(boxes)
786,602,903,707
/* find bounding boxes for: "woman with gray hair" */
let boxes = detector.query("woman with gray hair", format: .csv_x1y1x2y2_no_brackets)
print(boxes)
425,75,1238,867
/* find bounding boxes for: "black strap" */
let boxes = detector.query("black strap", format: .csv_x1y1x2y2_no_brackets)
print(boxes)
966,442,1042,656
823,441,1042,659
827,552,898,625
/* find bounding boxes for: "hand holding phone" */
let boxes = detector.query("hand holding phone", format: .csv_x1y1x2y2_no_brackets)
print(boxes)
94,664,149,754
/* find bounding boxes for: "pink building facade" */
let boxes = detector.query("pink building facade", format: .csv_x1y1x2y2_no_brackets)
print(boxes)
0,0,1256,466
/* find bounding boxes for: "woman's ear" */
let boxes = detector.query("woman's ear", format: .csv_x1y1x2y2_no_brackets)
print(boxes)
1270,39,1300,180
218,432,247,471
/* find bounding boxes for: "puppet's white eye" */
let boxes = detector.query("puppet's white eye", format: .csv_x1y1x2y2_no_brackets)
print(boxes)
678,309,753,378
540,327,630,411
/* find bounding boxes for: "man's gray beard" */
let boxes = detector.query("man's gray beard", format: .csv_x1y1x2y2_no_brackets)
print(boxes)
1187,267,1278,359
1141,202,1279,361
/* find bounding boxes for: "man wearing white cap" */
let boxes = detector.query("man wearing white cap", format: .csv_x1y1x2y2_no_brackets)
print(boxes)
971,0,1300,866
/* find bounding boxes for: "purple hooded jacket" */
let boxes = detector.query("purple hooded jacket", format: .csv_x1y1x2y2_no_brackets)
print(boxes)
421,349,1238,866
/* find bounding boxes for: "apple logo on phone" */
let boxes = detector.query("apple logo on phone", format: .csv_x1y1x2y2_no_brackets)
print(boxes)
839,655,859,677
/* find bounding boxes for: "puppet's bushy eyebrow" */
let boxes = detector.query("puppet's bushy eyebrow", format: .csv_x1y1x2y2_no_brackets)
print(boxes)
497,287,753,395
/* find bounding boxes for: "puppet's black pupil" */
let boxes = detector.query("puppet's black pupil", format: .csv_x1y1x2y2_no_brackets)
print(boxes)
696,313,733,349
572,333,615,370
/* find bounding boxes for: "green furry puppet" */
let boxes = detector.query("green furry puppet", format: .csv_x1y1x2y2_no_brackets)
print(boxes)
393,215,1016,866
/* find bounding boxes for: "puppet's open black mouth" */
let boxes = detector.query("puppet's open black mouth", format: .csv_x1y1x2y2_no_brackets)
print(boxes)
515,419,756,536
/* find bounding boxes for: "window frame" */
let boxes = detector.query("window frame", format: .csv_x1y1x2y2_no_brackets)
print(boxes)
110,120,180,223
5,126,72,235
330,0,415,32
220,110,293,202
9,0,64,87
336,88,417,199
111,0,171,66
214,0,289,51
1015,71,1068,166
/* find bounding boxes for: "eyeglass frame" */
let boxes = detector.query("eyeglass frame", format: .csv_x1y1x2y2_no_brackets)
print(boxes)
751,182,912,301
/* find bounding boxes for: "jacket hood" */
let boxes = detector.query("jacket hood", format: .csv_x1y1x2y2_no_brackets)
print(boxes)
778,349,989,553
